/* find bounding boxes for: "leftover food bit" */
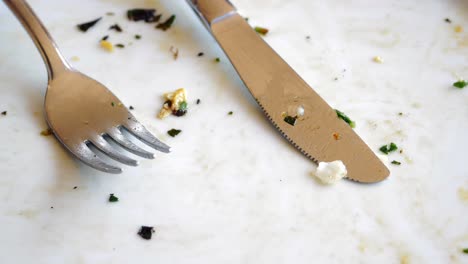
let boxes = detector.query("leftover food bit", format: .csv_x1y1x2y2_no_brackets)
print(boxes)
335,109,356,128
169,46,179,60
138,226,155,240
284,115,297,126
1,111,7,116
158,88,188,119
167,129,181,137
228,111,233,115
296,106,305,117
100,40,114,52
115,43,125,48
40,128,53,136
70,56,80,62
77,17,102,32
135,34,141,40
108,193,119,202
196,99,201,104
455,25,463,33
391,160,401,165
102,35,109,41
109,24,123,32
459,187,468,202
373,56,383,63
463,248,468,254
197,52,204,57
156,15,176,31
445,18,451,23
254,26,269,36
106,12,115,16
129,106,134,110
453,80,467,89
214,57,221,63
127,9,160,23
379,142,398,154
332,132,340,140
313,160,347,184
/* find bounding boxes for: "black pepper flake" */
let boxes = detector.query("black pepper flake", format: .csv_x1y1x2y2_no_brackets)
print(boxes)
138,226,155,240
167,129,181,137
197,52,204,57
284,115,297,126
391,160,401,165
129,106,134,110
115,43,125,48
445,18,452,23
172,109,187,117
77,17,102,32
101,35,109,41
109,24,123,32
1,111,6,116
214,57,220,63
156,15,176,31
109,193,119,202
228,111,233,115
135,34,141,40
306,35,311,40
111,102,115,107
73,186,78,189
196,99,201,104
379,142,398,154
127,9,159,23
50,206,54,209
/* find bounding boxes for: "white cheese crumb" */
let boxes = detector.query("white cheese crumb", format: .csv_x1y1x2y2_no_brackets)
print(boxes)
373,56,383,63
157,88,187,119
296,106,305,117
314,160,347,184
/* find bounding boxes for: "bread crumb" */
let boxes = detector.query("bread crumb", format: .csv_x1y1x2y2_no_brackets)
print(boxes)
373,56,384,63
100,40,114,52
455,25,463,33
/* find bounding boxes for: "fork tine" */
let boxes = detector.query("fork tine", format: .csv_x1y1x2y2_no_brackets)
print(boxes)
90,137,138,166
123,121,171,153
107,127,154,159
75,144,122,174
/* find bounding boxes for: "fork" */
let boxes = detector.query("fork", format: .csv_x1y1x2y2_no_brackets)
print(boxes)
4,0,170,173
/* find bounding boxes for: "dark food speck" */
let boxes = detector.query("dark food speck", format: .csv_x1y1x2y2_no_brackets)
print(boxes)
109,24,123,32
138,226,155,240
77,17,102,32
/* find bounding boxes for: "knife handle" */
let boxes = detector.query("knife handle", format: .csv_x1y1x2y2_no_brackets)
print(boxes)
186,0,236,30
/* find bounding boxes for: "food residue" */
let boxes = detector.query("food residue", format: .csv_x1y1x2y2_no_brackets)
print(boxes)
391,160,401,165
135,34,141,40
170,46,179,60
284,115,297,126
400,254,410,264
108,193,119,202
445,18,452,23
335,109,356,128
101,35,109,41
254,26,269,36
196,99,201,104
458,187,468,203
1,111,7,116
455,25,463,33
197,52,204,57
228,111,233,115
77,17,102,32
129,106,134,110
40,128,53,136
380,142,398,154
156,15,176,31
167,129,181,137
453,80,467,89
138,226,155,240
296,106,305,117
109,24,123,32
100,40,114,52
158,88,188,119
214,57,220,63
333,133,340,140
115,43,125,48
313,160,347,184
463,248,468,254
73,186,78,189
106,12,115,16
127,9,159,22
70,56,80,62
373,56,383,63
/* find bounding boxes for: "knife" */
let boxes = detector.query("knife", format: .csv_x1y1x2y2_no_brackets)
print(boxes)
186,0,389,183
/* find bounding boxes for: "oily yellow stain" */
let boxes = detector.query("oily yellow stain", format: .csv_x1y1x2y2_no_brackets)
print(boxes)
400,254,410,264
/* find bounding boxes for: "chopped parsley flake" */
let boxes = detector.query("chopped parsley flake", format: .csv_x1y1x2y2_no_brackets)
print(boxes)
106,12,115,16
135,34,141,39
228,111,233,115
111,102,115,107
109,24,123,32
115,44,125,48
127,9,159,23
463,248,468,254
167,129,181,137
254,26,269,36
215,57,220,62
445,18,452,23
40,128,53,136
73,186,78,189
109,193,119,202
379,142,398,154
77,17,102,32
102,35,109,41
453,80,467,89
129,106,134,110
335,109,356,128
284,115,297,126
178,101,187,111
156,15,176,31
138,226,155,240
391,160,401,165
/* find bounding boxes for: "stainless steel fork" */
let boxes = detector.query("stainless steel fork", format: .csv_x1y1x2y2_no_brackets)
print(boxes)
4,0,170,173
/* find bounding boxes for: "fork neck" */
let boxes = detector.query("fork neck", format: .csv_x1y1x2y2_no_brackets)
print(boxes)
4,0,70,80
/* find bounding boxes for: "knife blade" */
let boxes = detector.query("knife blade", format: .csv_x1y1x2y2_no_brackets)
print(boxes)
186,0,389,183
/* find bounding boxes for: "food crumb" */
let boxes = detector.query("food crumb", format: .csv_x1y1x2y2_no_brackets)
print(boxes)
455,25,463,33
106,12,115,16
115,43,125,48
228,111,233,115
135,34,141,40
40,128,53,136
214,57,220,63
70,56,80,62
313,160,347,184
158,88,188,119
167,129,181,137
463,248,468,254
170,46,179,60
197,52,204,57
333,133,340,140
373,56,383,63
100,40,114,52
453,80,467,89
458,187,468,203
254,26,269,36
445,18,451,23
138,226,155,240
1,111,7,116
109,24,123,32
102,35,109,41
129,106,134,110
284,115,297,126
73,186,78,190
296,106,305,117
391,160,401,165
109,193,119,202
77,17,102,32
306,35,311,40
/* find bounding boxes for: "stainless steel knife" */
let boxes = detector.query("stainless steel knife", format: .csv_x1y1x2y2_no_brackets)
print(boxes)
186,0,389,183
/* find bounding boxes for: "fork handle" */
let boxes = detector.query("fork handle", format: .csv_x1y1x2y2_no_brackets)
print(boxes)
186,0,236,30
3,0,70,79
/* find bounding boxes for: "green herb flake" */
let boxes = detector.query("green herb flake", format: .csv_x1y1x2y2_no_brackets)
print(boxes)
135,34,141,40
284,115,297,126
254,26,269,36
111,102,115,107
379,142,398,154
463,248,468,254
77,17,102,32
215,57,220,63
228,111,233,115
179,101,188,111
167,129,181,137
335,109,356,128
115,44,125,48
1,111,6,116
109,193,119,202
391,160,401,165
156,15,176,31
453,80,467,89
129,106,134,110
